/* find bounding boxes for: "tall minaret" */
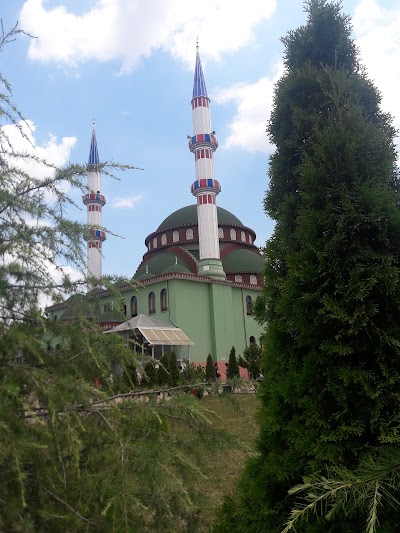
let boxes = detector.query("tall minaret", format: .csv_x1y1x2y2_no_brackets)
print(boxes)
82,122,106,279
189,47,226,279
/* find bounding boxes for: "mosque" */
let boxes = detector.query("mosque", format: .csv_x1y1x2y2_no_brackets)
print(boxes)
47,50,265,376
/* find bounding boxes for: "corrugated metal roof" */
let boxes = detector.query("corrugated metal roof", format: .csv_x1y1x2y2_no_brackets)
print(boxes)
104,314,193,346
138,327,193,346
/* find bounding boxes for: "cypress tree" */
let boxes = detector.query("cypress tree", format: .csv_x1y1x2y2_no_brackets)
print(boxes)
158,352,171,386
238,343,262,380
216,1,400,531
226,346,240,379
143,361,157,388
169,350,180,387
206,354,216,382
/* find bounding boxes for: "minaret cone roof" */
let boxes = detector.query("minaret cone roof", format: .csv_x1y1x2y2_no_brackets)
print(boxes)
192,51,208,99
88,124,99,166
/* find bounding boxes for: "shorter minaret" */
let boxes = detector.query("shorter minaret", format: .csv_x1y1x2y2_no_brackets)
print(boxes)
189,48,225,279
82,122,106,279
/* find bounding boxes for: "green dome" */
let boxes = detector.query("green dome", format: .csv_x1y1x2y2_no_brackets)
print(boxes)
162,264,191,275
135,272,155,282
222,249,264,273
157,205,243,232
135,252,194,278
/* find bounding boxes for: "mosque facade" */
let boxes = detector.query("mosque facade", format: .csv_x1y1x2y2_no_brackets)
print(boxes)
47,50,265,373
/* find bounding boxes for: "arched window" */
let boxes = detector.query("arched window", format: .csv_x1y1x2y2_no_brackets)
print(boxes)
173,231,179,243
149,292,156,314
160,288,168,311
130,296,137,317
161,234,167,245
246,295,253,316
186,228,194,240
120,299,127,315
218,227,224,239
250,275,257,285
234,275,243,283
249,335,255,345
153,237,157,249
248,234,252,244
104,302,113,313
241,231,246,242
230,229,236,240
53,315,58,321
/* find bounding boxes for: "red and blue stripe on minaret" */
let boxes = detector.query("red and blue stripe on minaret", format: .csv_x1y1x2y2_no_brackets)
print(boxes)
82,122,106,279
190,50,225,279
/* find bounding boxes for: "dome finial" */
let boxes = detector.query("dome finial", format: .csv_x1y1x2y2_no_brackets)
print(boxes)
196,37,199,51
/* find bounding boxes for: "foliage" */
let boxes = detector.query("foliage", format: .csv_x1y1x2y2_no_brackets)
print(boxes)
169,350,180,387
158,352,171,386
206,353,216,382
180,359,205,385
226,346,240,380
156,351,180,387
238,343,262,380
216,1,400,531
0,24,233,532
142,360,158,388
282,447,400,533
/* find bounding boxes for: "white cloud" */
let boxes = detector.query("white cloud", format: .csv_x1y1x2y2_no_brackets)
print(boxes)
353,0,400,147
112,195,143,208
214,0,400,155
40,263,85,308
0,119,82,310
2,119,77,179
20,0,276,71
214,63,283,154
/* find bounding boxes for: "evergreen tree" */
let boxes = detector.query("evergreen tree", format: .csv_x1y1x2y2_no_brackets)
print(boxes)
206,354,216,382
158,352,171,386
282,446,400,533
226,346,240,379
216,1,400,531
142,360,158,388
238,343,262,380
169,350,180,387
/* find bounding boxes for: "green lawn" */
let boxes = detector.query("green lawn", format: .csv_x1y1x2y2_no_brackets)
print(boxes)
194,393,260,528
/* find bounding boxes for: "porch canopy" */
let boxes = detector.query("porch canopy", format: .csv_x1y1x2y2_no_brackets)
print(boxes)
104,314,193,346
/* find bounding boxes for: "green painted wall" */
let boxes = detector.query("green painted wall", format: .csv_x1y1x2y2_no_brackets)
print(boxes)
46,278,264,364
208,283,234,361
167,279,213,361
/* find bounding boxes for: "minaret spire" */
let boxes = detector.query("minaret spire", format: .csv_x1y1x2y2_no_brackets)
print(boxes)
189,49,225,279
82,122,106,279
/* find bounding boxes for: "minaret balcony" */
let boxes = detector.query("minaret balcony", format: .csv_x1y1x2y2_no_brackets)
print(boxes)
84,229,106,242
189,133,218,152
82,193,106,206
191,178,221,195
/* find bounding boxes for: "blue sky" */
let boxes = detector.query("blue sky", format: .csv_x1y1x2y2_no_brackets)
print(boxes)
1,0,399,280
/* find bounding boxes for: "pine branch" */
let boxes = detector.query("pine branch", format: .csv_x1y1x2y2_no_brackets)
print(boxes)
40,485,97,525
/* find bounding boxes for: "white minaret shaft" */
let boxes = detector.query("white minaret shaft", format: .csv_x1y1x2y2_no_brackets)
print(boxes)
190,50,225,279
82,123,106,279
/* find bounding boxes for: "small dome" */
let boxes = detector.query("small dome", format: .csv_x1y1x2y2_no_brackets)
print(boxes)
157,204,243,232
135,272,155,282
135,252,194,279
222,249,264,273
162,264,191,275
